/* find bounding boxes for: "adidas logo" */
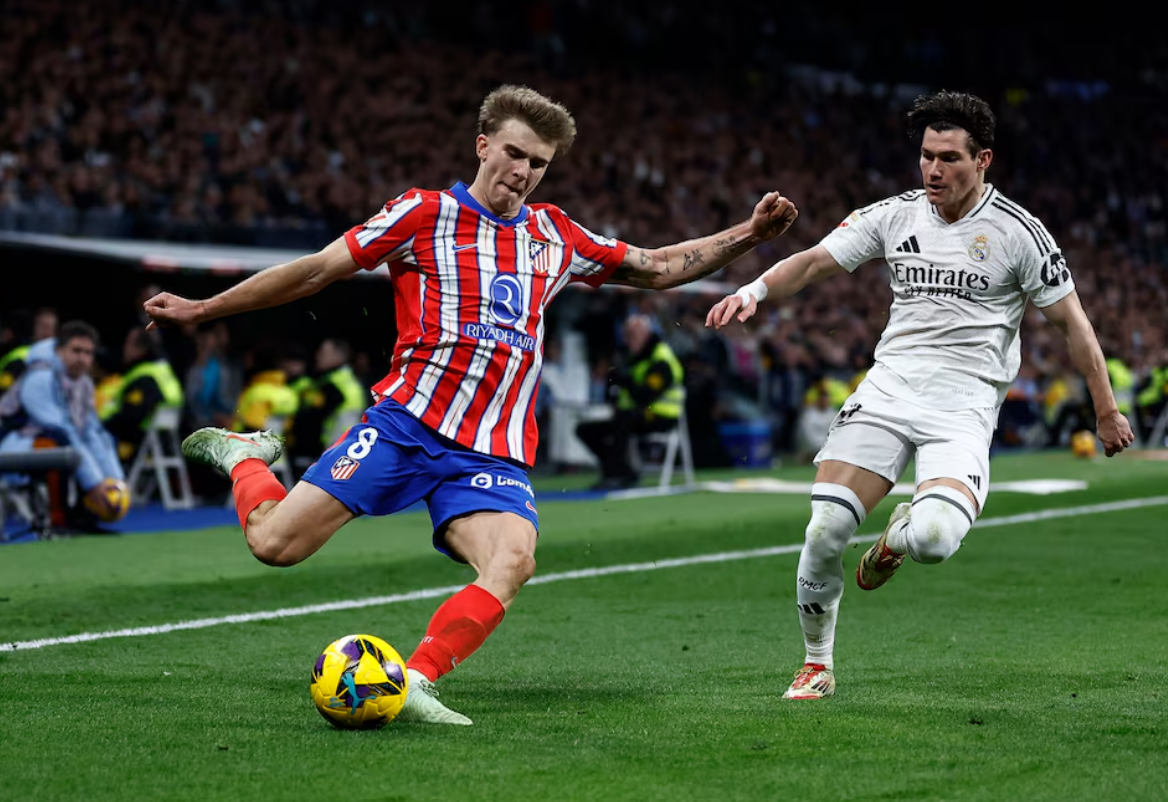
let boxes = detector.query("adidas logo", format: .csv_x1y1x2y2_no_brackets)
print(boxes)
967,474,982,490
895,235,921,254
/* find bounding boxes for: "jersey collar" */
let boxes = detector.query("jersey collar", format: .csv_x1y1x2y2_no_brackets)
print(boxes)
449,181,529,227
929,183,995,224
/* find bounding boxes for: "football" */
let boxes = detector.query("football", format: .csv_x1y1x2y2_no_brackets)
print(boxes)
1070,430,1097,459
309,634,409,729
83,478,132,522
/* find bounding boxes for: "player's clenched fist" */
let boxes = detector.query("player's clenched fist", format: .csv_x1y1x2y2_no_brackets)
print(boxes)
1096,410,1135,457
749,192,799,240
143,292,207,330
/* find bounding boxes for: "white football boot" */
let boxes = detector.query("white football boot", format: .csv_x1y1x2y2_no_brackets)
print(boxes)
782,663,836,700
181,428,284,476
856,502,911,590
397,668,473,726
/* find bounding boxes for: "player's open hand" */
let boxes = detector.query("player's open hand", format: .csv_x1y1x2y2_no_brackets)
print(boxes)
705,291,757,329
750,192,799,240
1096,410,1135,457
143,292,207,330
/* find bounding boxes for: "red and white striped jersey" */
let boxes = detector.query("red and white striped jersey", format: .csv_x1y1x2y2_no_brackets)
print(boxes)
343,182,627,466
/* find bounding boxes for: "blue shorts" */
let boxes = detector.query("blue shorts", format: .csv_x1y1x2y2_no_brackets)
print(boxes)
300,399,539,562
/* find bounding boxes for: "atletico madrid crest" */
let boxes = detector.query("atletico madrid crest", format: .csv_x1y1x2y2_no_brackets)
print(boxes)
330,455,360,481
528,238,553,274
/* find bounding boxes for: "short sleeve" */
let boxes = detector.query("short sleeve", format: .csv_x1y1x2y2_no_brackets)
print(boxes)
343,192,427,270
565,219,628,287
1014,218,1074,308
818,200,895,272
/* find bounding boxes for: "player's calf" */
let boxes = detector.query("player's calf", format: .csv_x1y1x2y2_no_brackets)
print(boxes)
796,483,867,667
242,482,355,567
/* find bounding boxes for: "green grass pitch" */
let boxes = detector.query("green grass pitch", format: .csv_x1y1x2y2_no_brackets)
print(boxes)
1,451,1166,801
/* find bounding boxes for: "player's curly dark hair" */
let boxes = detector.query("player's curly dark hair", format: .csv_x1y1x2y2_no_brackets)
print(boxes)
907,90,996,156
478,84,577,156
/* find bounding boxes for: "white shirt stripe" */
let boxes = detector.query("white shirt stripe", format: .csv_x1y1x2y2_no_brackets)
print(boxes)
355,195,424,249
406,194,461,418
438,221,499,439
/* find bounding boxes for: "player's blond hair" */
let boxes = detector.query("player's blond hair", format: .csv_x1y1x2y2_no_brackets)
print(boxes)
478,85,577,156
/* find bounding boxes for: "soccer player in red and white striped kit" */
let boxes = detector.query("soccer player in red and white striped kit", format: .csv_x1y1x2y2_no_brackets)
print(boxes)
144,85,799,724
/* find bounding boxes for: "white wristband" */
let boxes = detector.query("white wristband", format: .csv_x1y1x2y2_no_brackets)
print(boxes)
735,278,768,305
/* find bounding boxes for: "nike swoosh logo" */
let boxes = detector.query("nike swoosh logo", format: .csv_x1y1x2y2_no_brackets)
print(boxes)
453,244,477,252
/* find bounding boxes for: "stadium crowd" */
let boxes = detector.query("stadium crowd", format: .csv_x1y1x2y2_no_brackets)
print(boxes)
2,0,1167,488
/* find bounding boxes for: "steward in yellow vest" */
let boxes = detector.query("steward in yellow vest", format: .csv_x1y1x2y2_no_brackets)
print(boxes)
287,339,368,471
0,344,31,392
101,329,185,463
1106,357,1134,416
577,315,685,491
233,371,299,432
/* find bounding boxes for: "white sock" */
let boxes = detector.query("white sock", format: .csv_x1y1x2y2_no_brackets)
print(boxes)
797,483,866,669
885,511,910,554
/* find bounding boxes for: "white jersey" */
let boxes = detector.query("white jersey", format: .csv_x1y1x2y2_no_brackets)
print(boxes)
819,184,1074,410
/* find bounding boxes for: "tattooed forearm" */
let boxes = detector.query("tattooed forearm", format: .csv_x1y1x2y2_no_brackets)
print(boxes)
713,236,755,260
614,222,763,290
611,264,659,289
682,249,705,272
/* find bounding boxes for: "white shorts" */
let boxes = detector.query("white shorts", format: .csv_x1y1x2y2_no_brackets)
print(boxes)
814,378,995,510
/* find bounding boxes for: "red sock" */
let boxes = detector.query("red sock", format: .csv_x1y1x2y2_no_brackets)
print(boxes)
407,584,506,681
229,458,287,530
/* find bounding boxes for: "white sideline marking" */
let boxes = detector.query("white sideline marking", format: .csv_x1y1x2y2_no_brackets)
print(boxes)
691,477,1088,497
3,495,1166,652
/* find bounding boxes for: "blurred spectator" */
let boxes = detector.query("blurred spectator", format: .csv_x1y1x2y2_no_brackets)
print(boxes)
183,321,242,432
0,320,125,530
100,326,184,466
285,338,366,476
576,314,685,490
232,341,300,433
793,385,837,464
0,306,57,391
998,362,1045,449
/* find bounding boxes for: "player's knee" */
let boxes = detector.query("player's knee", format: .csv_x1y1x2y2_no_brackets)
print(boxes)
802,483,866,566
905,488,975,564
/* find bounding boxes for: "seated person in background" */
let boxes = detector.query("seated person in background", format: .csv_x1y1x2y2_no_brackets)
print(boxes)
101,327,185,466
232,344,302,433
576,314,685,490
0,306,59,392
794,384,838,464
0,321,128,530
184,321,242,432
285,338,367,478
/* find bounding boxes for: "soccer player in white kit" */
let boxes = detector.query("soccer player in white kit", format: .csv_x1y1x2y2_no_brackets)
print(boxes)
705,90,1135,700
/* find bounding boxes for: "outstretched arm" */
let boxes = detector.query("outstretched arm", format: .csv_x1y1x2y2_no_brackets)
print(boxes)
705,245,846,329
1039,290,1134,456
143,237,361,329
610,192,798,291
